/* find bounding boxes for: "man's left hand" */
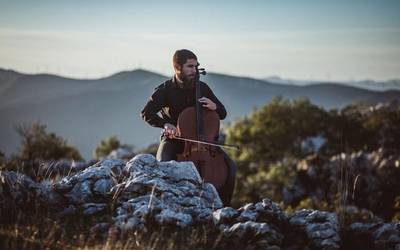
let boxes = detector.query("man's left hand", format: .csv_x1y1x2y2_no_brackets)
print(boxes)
198,97,216,111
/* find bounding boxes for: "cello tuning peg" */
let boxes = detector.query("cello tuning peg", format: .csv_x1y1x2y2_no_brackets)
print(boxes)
198,68,207,75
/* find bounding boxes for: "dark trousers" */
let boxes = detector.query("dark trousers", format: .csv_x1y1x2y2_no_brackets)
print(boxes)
156,137,184,161
156,137,236,206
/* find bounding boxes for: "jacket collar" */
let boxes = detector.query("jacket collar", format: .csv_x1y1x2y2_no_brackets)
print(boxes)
171,75,194,89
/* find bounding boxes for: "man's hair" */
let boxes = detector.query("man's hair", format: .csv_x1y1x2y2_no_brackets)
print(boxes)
173,49,197,70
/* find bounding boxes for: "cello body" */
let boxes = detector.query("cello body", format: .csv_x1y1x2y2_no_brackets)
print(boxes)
176,107,228,190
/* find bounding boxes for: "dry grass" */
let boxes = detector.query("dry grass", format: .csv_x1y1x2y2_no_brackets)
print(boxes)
0,209,226,250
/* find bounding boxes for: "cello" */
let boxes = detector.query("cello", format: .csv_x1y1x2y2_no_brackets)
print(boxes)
172,67,239,206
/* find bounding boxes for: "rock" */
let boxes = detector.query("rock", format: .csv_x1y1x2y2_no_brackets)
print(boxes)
0,156,313,250
289,209,340,250
82,203,107,216
3,153,397,249
213,207,239,225
56,159,125,206
65,180,93,204
157,161,203,185
254,198,288,226
77,159,125,182
238,207,258,222
36,180,64,206
373,222,400,249
0,171,40,207
58,204,77,217
155,209,193,228
93,178,114,196
117,195,161,218
350,222,383,233
224,221,284,247
283,149,400,224
124,154,158,174
185,206,213,223
347,222,400,250
111,155,223,233
53,179,74,193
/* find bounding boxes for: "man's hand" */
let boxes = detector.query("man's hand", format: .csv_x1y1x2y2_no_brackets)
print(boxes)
163,123,179,139
198,97,216,111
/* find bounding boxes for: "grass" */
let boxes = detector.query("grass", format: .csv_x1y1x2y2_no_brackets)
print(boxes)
0,208,228,250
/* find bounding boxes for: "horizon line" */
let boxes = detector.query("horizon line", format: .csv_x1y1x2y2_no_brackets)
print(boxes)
1,66,399,84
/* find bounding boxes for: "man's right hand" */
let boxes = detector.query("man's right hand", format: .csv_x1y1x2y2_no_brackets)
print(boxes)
163,123,178,139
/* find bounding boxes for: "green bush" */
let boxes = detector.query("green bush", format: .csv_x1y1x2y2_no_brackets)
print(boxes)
2,122,82,178
225,97,328,170
93,136,121,159
225,98,400,218
16,122,82,161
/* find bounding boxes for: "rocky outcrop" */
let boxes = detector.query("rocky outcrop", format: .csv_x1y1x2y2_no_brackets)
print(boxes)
345,222,400,250
1,154,399,249
110,154,222,232
283,149,400,221
288,209,341,249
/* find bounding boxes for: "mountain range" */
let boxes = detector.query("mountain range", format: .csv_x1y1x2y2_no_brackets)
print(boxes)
1,68,399,159
263,76,400,91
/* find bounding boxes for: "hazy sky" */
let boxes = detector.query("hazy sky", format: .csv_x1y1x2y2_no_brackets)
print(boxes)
0,0,399,81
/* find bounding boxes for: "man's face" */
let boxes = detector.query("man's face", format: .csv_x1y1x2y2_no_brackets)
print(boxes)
176,58,198,82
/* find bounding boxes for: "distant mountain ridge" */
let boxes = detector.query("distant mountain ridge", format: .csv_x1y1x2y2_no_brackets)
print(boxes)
1,68,399,159
264,76,400,91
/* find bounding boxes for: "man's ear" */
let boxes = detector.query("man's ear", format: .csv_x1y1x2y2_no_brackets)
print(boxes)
174,64,182,73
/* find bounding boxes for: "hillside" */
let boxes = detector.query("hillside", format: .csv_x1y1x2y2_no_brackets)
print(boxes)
1,68,399,159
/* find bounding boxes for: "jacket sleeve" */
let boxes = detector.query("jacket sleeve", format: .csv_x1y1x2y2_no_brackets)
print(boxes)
203,83,227,120
140,85,168,128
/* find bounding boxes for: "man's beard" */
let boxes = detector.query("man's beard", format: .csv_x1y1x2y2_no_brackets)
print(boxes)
177,72,195,88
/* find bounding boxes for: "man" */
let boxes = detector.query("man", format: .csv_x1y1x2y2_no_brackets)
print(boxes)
140,49,236,205
141,49,227,161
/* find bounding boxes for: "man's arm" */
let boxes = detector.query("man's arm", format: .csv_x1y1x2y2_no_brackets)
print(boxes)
203,83,227,120
140,85,168,128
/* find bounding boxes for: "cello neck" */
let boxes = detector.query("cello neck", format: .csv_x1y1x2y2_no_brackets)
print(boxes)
195,67,205,141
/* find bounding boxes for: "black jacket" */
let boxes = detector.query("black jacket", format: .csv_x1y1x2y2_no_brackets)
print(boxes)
141,76,227,128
